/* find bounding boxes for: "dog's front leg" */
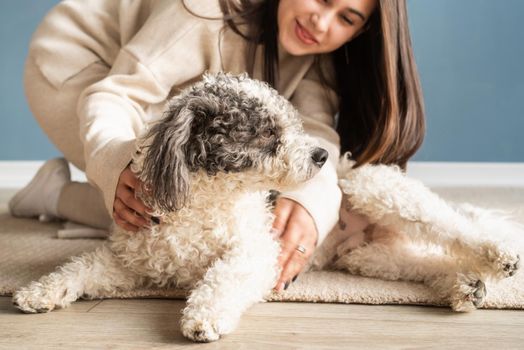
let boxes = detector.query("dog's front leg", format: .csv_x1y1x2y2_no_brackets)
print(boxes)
13,245,141,313
180,234,280,342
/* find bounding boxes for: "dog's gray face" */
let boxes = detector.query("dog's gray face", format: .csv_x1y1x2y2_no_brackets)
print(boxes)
139,72,328,212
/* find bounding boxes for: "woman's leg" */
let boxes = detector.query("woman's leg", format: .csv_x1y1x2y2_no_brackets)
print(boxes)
57,182,112,230
22,53,112,229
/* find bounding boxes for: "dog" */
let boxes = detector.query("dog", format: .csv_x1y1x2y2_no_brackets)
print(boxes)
13,72,329,342
13,72,521,342
311,156,521,312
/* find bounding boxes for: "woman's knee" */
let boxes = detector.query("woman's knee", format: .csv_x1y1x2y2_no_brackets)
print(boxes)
23,54,108,170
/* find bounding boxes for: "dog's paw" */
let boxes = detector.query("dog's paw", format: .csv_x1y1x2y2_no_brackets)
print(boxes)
503,254,520,277
497,252,520,278
478,242,520,278
450,274,487,312
12,287,57,314
181,318,220,343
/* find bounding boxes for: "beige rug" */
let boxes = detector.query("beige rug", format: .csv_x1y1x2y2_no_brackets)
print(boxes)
1,187,524,309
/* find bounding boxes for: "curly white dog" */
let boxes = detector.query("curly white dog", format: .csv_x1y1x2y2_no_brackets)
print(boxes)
13,72,521,342
13,72,329,342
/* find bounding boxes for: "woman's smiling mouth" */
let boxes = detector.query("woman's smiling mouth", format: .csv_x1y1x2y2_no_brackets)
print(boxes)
295,20,318,45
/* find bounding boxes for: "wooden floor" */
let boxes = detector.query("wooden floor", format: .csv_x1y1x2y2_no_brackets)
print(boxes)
1,297,524,349
1,189,524,349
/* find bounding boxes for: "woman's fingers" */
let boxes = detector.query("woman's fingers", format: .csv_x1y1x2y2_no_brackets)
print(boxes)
113,197,149,230
272,197,294,237
120,168,153,214
113,166,157,231
273,199,318,292
120,167,140,189
276,218,303,270
113,198,149,228
116,183,152,220
275,223,315,291
113,207,140,232
277,250,308,290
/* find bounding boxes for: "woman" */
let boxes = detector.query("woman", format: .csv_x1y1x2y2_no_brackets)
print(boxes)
9,0,424,292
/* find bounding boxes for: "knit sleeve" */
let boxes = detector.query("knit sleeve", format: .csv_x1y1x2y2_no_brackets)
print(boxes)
75,0,224,216
280,60,342,246
76,48,170,215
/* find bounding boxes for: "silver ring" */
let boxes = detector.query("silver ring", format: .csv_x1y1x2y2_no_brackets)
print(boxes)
295,244,307,254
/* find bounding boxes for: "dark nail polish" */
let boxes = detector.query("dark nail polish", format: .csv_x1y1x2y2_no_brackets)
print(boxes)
292,275,298,283
151,217,160,225
284,281,290,290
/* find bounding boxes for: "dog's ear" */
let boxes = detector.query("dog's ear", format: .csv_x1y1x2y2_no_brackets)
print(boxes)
140,100,194,212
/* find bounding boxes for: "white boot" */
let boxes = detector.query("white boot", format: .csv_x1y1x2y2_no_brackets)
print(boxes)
8,158,71,220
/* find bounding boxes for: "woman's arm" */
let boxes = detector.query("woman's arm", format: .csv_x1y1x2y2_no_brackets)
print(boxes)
77,48,169,220
75,1,220,227
273,59,342,290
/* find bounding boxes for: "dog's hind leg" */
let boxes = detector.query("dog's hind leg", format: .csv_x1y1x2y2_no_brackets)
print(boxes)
337,160,520,281
333,225,487,312
452,202,522,279
180,231,280,342
13,244,142,313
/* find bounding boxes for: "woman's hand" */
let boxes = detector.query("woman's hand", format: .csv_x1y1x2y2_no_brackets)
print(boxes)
113,166,154,232
272,197,318,292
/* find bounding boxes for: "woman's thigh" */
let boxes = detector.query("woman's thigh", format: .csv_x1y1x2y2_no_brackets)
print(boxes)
24,54,110,171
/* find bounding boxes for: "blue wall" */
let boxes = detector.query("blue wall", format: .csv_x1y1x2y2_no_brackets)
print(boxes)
1,1,61,160
1,0,523,162
409,0,524,162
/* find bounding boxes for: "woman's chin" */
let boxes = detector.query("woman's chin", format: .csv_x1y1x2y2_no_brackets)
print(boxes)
279,33,313,56
281,41,314,56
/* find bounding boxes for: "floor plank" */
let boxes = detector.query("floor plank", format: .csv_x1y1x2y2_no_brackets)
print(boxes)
2,296,524,349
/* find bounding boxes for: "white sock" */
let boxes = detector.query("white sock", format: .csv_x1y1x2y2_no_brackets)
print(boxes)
8,158,71,219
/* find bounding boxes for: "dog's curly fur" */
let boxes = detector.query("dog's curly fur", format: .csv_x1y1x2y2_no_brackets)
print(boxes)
13,72,328,342
312,156,521,312
13,72,521,342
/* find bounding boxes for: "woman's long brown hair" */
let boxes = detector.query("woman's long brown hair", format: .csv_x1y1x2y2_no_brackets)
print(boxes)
188,0,425,170
333,1,425,170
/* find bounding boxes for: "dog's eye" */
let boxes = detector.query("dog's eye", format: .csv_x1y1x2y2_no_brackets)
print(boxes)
261,129,273,138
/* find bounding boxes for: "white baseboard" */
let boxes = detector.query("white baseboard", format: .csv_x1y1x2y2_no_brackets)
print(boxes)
0,161,87,188
0,160,523,188
406,162,524,187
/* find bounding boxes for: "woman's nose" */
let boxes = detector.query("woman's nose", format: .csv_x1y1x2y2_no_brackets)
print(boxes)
311,11,332,33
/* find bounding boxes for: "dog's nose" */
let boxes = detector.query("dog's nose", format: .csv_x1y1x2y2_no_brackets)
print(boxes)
311,147,328,168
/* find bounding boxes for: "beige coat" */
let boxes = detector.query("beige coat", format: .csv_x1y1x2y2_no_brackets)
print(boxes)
28,0,342,243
